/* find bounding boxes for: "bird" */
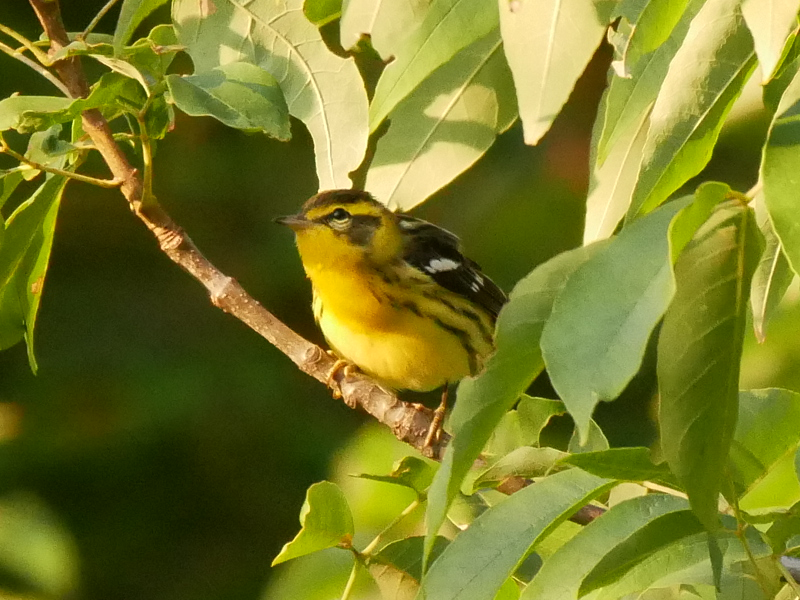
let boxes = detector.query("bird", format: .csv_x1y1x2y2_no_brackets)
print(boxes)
276,189,507,445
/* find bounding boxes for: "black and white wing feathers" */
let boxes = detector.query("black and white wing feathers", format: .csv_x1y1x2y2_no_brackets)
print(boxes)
397,215,507,319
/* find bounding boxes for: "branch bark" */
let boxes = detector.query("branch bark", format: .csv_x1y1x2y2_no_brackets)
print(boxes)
27,0,448,460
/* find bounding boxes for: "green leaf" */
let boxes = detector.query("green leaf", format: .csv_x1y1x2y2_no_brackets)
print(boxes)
354,456,437,497
658,200,762,530
764,32,800,112
567,419,609,454
472,447,568,490
166,62,290,139
423,242,608,565
751,205,795,342
23,126,74,181
304,0,342,26
271,481,354,565
593,0,705,167
628,0,757,217
499,0,613,145
483,395,566,458
0,170,23,212
365,30,516,211
173,0,368,189
0,97,74,133
766,501,800,553
579,510,705,595
114,0,170,51
562,448,678,488
542,199,689,440
340,0,429,60
367,536,449,599
520,494,690,600
121,24,180,86
368,0,498,132
764,67,800,278
419,469,614,600
742,0,800,82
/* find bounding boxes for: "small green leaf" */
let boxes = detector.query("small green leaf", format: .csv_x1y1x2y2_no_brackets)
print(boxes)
483,395,566,458
562,448,679,488
420,469,614,600
354,456,436,497
520,494,690,600
121,24,180,85
0,97,74,133
304,0,342,26
340,0,429,60
22,126,74,181
271,481,354,565
567,419,609,454
0,170,23,212
499,0,613,145
764,67,800,278
367,536,449,593
173,0,368,189
472,447,568,490
628,0,757,217
423,242,608,565
741,0,800,82
365,30,516,211
368,0,499,132
114,0,170,51
166,62,291,139
658,201,763,530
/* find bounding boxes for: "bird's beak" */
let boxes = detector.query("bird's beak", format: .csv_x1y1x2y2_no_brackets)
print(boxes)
274,214,311,230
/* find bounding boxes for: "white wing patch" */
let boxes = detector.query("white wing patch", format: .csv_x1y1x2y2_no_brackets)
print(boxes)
424,258,461,274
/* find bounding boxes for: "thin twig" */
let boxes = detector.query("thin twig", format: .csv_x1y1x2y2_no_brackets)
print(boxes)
339,561,360,600
80,0,121,40
361,499,421,556
0,22,52,65
0,40,71,96
0,136,122,188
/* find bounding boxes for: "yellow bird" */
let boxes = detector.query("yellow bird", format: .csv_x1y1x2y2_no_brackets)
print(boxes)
277,190,506,441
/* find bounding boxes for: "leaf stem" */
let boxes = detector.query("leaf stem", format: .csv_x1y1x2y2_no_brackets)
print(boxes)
361,499,421,556
0,40,70,96
728,485,773,597
80,0,121,40
0,134,122,188
339,560,360,600
135,112,155,206
0,23,52,65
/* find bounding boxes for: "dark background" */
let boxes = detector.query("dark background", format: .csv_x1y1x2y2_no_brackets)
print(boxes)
0,2,792,599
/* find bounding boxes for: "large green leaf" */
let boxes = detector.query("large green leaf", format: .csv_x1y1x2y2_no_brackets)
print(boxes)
628,0,757,217
657,201,762,530
498,0,612,146
742,0,800,82
340,0,429,60
731,389,800,511
763,67,800,277
114,0,170,51
423,242,608,565
520,494,690,600
271,481,354,565
166,62,290,139
172,0,368,189
0,97,74,133
561,448,678,488
365,31,516,211
368,0,498,132
419,469,613,600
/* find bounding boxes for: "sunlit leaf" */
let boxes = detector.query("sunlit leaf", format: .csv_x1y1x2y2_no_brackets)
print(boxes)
166,62,290,139
368,0,498,132
354,456,436,498
366,536,449,600
628,0,757,217
483,395,566,458
658,200,762,530
340,0,428,60
472,446,568,490
751,205,794,342
272,481,354,565
365,30,516,211
420,469,614,600
304,0,342,26
173,0,368,189
742,0,800,82
499,0,613,145
114,0,170,51
562,448,678,488
423,242,608,564
0,96,73,133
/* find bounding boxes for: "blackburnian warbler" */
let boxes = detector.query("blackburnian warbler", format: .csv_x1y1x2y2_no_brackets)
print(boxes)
277,190,506,439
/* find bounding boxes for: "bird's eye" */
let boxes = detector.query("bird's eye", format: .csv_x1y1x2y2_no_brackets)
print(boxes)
330,208,351,222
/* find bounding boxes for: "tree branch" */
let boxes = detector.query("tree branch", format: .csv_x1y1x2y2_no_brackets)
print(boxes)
27,0,448,461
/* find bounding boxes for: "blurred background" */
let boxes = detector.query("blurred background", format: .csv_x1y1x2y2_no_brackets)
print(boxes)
0,2,796,599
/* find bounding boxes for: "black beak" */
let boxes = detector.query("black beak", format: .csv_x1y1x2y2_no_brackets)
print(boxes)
274,214,311,229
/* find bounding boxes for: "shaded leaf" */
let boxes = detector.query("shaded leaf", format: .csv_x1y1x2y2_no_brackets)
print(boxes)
166,62,290,139
354,456,436,497
751,205,794,342
423,242,609,564
499,0,613,145
365,30,516,211
367,537,449,600
420,470,614,600
628,0,757,217
483,395,566,458
173,0,368,189
742,0,800,82
472,446,568,490
567,419,609,454
340,0,428,60
0,97,73,133
562,448,679,488
658,201,762,530
114,0,170,51
368,0,498,132
520,494,690,600
271,481,354,565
